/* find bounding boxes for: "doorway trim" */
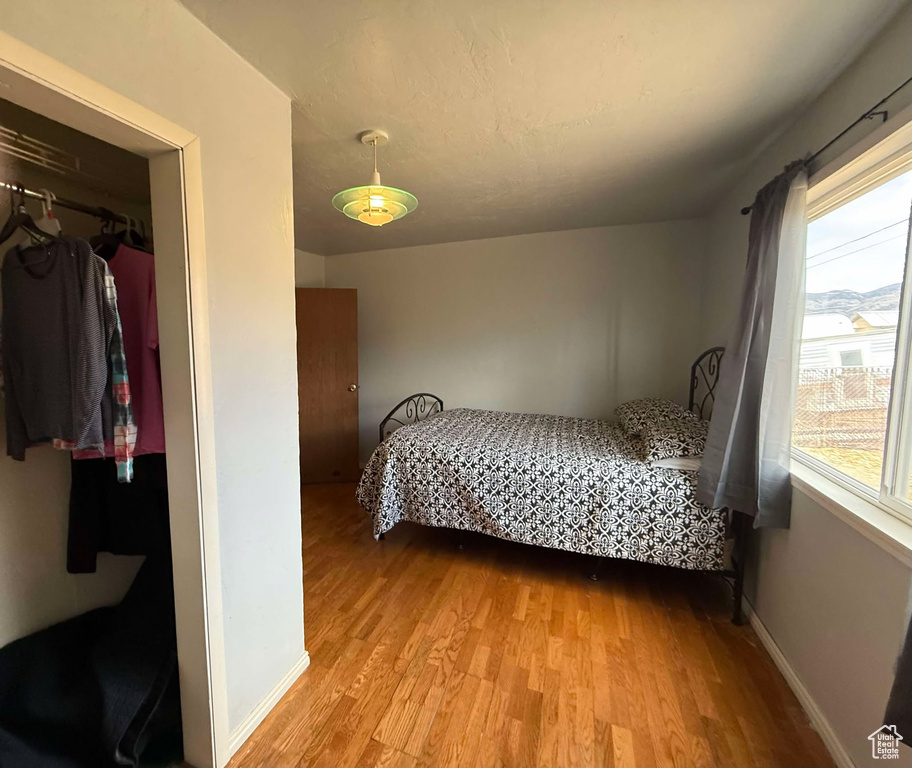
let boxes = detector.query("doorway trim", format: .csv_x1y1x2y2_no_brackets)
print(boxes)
0,31,229,767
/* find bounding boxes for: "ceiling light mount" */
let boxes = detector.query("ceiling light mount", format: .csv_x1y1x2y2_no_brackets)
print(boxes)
359,129,389,147
332,129,417,227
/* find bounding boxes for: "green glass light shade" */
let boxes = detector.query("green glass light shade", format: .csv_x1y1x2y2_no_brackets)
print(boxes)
332,184,418,227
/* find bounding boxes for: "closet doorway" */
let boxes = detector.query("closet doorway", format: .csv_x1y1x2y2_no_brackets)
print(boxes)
0,34,229,767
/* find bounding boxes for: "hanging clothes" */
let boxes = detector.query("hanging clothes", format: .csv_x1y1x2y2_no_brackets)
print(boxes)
67,453,169,574
67,243,168,573
1,235,136,481
74,243,164,458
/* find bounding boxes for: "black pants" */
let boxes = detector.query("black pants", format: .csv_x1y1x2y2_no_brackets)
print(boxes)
68,454,170,574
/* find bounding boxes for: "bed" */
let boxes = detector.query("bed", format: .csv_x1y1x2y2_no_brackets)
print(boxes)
356,348,748,622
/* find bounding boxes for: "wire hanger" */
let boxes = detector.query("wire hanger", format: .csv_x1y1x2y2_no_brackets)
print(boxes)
122,214,145,249
118,213,147,251
0,183,60,249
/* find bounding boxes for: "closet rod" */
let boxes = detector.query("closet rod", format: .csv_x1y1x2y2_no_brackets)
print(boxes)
0,179,147,230
740,75,912,216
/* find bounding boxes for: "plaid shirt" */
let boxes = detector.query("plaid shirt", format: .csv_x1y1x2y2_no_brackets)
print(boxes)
103,269,137,482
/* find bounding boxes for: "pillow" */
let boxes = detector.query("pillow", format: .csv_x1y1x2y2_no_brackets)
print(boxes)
615,398,697,435
651,455,702,472
640,416,708,463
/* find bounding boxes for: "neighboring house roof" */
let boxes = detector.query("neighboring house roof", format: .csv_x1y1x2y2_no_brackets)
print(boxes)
852,311,899,330
803,313,854,339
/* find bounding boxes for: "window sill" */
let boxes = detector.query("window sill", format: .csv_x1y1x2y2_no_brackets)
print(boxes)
790,461,911,567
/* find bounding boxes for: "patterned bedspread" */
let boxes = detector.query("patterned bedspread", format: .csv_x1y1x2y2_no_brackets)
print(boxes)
356,408,725,571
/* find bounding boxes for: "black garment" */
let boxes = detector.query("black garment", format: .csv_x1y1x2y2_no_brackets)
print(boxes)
68,454,170,574
0,557,182,768
0,608,110,768
885,612,912,740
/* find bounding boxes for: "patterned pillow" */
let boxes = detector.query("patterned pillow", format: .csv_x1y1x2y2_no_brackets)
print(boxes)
615,398,696,435
640,416,709,462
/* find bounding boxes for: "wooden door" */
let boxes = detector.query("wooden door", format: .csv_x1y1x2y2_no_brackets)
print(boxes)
295,288,360,483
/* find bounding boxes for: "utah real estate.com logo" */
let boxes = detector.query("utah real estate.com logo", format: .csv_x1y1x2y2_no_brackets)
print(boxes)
869,725,903,760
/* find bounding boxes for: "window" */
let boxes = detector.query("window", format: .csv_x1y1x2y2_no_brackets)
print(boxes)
839,349,864,367
795,119,912,523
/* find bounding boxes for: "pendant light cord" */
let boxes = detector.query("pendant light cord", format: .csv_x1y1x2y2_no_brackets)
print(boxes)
373,138,378,174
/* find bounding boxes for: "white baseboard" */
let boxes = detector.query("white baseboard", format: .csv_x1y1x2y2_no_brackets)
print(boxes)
743,600,854,768
227,650,311,758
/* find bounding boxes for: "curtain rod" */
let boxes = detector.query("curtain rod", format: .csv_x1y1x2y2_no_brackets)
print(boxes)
0,179,147,229
740,75,912,216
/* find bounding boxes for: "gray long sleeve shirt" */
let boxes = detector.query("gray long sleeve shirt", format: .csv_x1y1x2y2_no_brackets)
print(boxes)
2,236,114,459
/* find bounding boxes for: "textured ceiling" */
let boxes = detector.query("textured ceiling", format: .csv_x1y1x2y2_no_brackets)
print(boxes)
180,0,905,255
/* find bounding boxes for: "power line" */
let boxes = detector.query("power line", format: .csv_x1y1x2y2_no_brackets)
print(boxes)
808,234,906,270
807,218,908,262
807,233,907,270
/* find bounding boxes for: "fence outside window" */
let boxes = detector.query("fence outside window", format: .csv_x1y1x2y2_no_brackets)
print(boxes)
794,366,892,450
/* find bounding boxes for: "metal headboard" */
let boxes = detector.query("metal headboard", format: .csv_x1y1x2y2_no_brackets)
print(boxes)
688,347,725,420
378,350,722,441
379,393,444,442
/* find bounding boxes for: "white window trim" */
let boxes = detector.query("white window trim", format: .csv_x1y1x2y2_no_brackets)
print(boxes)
791,459,911,567
808,105,912,206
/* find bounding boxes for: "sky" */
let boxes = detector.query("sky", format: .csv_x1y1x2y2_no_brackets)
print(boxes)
806,170,912,295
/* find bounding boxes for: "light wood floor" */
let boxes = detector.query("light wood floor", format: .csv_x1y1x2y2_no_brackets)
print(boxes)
229,483,833,768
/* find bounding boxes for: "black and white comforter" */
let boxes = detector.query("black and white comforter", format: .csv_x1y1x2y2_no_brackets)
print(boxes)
357,409,725,571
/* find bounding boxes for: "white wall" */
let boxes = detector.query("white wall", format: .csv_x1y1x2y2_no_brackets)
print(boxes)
701,3,912,343
0,445,144,647
326,221,708,463
0,0,305,736
295,248,325,287
700,5,912,767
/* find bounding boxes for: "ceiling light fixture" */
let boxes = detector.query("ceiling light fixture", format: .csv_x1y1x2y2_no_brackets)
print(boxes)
332,130,418,227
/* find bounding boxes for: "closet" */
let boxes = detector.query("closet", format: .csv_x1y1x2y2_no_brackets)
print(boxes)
0,96,181,766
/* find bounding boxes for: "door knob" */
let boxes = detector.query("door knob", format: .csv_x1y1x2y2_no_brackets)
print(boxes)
349,384,358,392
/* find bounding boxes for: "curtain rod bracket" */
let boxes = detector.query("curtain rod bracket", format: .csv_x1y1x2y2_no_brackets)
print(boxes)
739,76,911,215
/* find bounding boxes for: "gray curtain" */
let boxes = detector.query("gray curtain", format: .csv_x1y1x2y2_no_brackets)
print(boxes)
885,583,912,738
696,160,808,528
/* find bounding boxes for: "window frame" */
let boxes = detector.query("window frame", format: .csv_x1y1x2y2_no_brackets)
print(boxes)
797,108,912,526
881,210,912,520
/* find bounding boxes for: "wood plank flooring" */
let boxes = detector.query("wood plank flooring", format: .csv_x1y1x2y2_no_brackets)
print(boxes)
229,483,833,768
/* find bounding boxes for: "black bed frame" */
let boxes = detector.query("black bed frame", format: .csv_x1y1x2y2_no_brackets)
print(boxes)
379,393,444,443
687,347,748,624
376,347,749,625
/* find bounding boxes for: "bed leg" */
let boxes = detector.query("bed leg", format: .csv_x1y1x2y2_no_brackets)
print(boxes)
588,556,605,582
731,569,744,625
378,532,385,541
454,530,465,551
730,510,749,625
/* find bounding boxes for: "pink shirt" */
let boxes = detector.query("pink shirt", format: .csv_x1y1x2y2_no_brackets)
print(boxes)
75,244,165,458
